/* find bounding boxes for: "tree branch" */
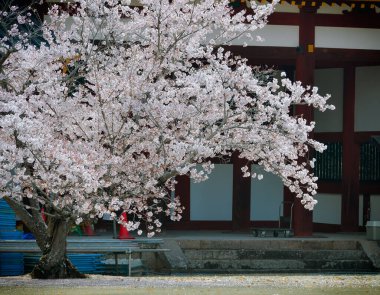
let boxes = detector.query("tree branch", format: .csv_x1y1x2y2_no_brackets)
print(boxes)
3,196,49,252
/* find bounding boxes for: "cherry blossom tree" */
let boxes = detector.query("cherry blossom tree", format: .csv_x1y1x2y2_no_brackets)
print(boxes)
0,0,333,278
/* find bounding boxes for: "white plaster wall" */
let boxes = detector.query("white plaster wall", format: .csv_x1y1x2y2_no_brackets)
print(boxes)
314,68,344,132
370,195,380,221
316,27,380,50
313,193,342,225
190,164,233,221
355,66,380,132
250,165,283,221
212,25,299,48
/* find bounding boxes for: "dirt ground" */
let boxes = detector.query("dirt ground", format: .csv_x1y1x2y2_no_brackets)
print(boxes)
1,273,380,295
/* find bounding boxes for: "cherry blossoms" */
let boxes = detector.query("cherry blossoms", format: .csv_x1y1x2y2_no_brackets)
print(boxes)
1,0,334,239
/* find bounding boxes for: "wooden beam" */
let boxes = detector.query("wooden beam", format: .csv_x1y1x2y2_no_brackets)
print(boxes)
314,132,343,142
315,48,380,67
165,221,233,230
225,46,380,68
354,131,380,143
341,65,360,232
315,13,380,29
293,7,317,237
225,46,297,67
268,9,380,28
232,152,251,230
174,175,191,223
317,182,342,194
359,183,380,194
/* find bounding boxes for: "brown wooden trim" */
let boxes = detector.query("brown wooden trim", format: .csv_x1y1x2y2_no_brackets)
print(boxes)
165,221,234,230
225,46,297,67
341,65,360,232
315,13,380,29
313,222,341,233
314,132,380,143
268,12,380,29
226,46,380,69
354,131,380,143
292,7,316,237
250,221,278,228
175,175,190,222
166,220,282,230
268,13,300,26
359,183,380,194
317,182,342,193
314,132,343,142
314,181,380,194
315,48,380,68
283,187,293,218
232,152,251,230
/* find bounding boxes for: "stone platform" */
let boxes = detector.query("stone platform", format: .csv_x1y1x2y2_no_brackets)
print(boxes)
148,231,380,274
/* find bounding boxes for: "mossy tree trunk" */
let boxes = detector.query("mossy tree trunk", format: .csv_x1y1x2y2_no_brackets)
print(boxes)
31,218,85,279
4,196,85,279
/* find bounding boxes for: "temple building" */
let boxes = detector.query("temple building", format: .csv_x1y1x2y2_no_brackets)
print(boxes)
5,0,380,237
168,0,380,236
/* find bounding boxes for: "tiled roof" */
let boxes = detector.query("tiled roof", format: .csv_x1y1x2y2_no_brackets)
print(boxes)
231,0,380,8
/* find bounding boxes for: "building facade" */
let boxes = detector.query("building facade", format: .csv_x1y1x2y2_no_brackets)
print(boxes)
169,0,380,236
11,0,380,236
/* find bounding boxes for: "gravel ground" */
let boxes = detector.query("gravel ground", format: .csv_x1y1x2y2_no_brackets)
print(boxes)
0,273,380,289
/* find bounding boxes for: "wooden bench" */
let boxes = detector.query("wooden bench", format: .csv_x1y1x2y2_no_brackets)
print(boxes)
0,238,170,276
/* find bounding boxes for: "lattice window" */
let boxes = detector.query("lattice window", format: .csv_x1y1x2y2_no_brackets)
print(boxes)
360,142,380,182
314,142,343,181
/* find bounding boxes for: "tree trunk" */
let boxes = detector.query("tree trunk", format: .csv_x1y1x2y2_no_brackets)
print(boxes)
31,218,85,279
4,196,85,279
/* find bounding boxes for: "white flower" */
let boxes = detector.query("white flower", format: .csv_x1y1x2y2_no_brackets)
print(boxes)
0,0,329,240
17,15,26,24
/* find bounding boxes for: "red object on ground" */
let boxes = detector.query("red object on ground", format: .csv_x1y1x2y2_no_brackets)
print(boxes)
41,208,47,222
118,212,135,239
83,223,96,236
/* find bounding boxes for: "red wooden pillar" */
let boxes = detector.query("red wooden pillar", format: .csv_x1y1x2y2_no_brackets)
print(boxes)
293,6,318,236
232,152,251,230
341,66,360,232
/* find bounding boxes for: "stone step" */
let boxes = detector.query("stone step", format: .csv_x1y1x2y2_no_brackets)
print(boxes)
178,240,360,251
174,239,378,273
186,259,374,272
303,259,375,271
178,268,375,274
302,250,367,260
184,249,367,261
188,259,305,270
